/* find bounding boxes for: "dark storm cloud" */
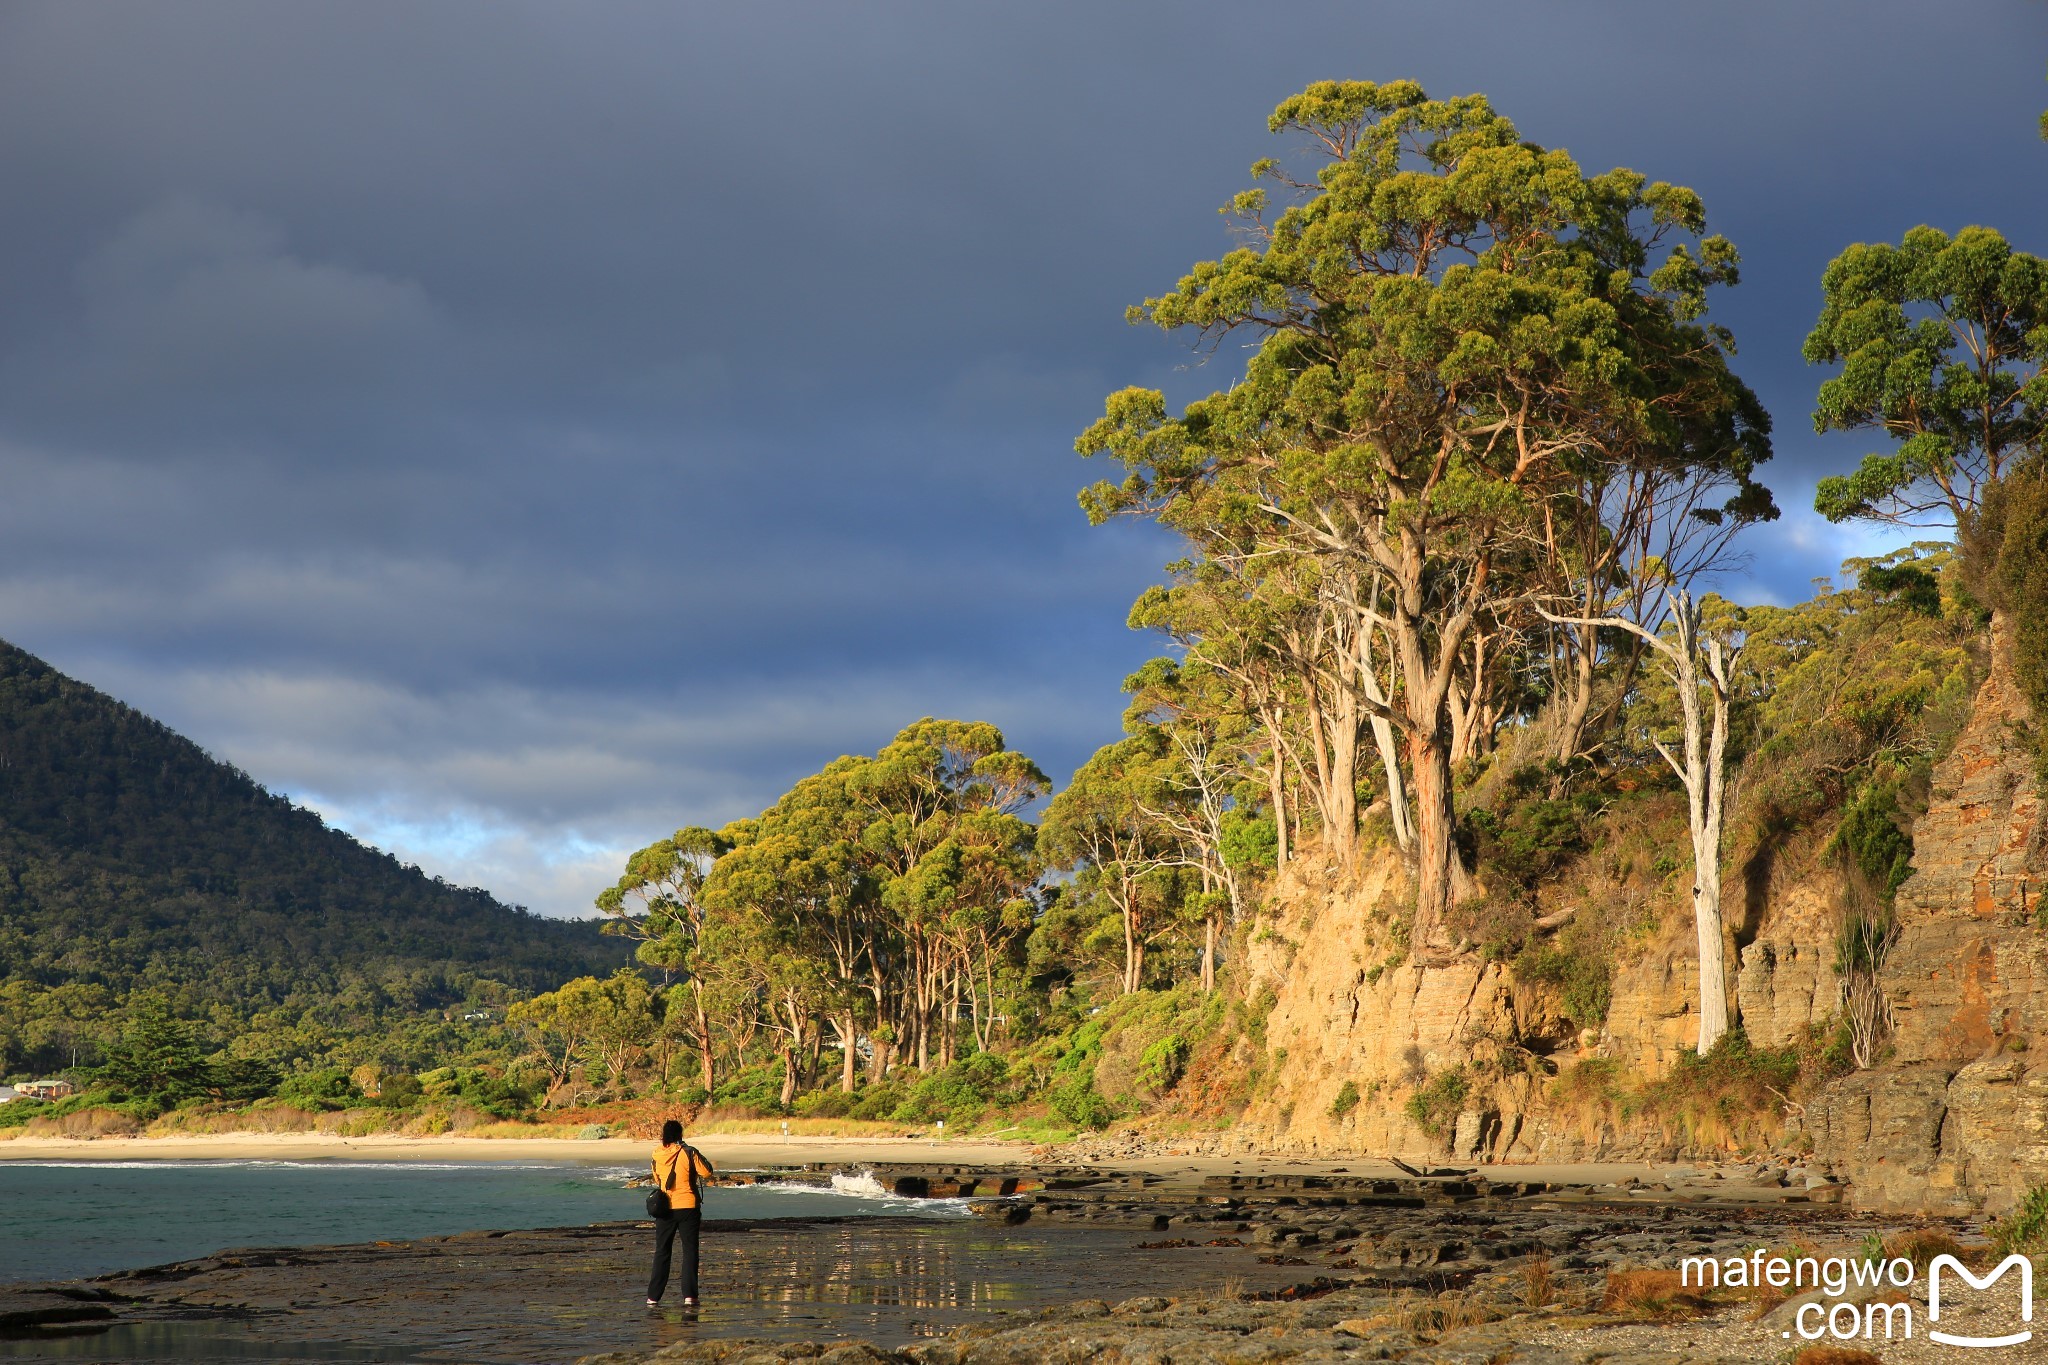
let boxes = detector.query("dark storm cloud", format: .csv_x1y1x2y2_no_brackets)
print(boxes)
0,0,2042,913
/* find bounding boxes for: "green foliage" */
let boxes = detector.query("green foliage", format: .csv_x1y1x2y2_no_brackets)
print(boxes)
1048,1071,1117,1131
88,1004,211,1106
1640,1029,1799,1146
1990,1183,2048,1255
274,1067,364,1111
1138,1034,1189,1092
886,1052,1018,1125
1466,796,1591,891
1404,1068,1469,1141
1328,1080,1360,1119
1831,775,1916,904
0,640,625,1079
1218,812,1278,871
416,1066,530,1118
1974,465,2048,777
1514,944,1613,1031
1807,225,2048,528
708,1061,787,1114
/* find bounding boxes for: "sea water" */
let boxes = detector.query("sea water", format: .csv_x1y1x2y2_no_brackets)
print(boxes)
0,1160,961,1283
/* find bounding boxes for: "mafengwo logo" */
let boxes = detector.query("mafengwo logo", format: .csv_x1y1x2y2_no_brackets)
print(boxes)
1929,1254,2033,1349
1681,1250,2033,1348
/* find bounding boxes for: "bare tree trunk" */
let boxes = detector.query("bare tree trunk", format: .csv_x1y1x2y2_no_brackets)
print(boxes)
1123,897,1141,994
692,984,715,1094
1268,747,1290,866
835,1012,858,1093
1542,592,1737,1053
1202,912,1217,992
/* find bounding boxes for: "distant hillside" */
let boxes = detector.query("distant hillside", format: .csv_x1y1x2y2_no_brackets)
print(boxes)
0,640,626,1038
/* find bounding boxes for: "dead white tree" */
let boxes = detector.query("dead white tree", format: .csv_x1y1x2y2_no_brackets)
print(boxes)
1538,589,1742,1055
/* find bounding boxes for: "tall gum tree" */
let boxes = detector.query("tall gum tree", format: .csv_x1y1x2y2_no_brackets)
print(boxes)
1806,225,2047,531
1079,81,1771,952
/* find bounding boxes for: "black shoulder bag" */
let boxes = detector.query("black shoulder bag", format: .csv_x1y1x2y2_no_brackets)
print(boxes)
645,1154,675,1218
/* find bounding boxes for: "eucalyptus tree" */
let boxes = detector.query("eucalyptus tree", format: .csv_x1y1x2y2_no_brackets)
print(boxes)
1807,226,2048,530
594,826,730,1090
1080,80,1771,952
1121,657,1260,989
1541,590,1745,1053
847,719,1047,1072
703,760,871,1100
1040,737,1188,994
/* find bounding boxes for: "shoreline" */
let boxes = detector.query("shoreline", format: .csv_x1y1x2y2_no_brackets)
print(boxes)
0,1130,1715,1187
0,1130,1035,1167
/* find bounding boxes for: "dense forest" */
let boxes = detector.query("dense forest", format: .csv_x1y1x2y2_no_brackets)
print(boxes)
3,78,2043,1149
0,639,626,1084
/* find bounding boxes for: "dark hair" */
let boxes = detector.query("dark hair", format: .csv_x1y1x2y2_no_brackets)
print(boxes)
659,1119,684,1146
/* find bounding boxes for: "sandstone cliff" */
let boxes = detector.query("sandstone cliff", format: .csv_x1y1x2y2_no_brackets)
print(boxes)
1202,615,2044,1211
1800,616,2046,1213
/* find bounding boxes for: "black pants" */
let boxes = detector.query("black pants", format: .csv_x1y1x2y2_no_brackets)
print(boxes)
648,1208,702,1302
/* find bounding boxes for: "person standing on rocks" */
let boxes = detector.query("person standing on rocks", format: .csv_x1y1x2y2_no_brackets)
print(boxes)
646,1119,716,1307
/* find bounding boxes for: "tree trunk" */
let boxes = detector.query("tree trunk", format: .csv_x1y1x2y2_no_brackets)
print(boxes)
836,1012,858,1093
1405,718,1461,954
778,1045,797,1108
1122,898,1141,994
1268,746,1290,866
691,984,715,1094
1201,912,1217,992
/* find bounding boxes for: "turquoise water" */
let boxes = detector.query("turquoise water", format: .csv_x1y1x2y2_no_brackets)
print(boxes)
0,1161,958,1284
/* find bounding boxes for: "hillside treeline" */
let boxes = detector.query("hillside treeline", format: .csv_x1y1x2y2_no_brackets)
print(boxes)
0,639,626,1081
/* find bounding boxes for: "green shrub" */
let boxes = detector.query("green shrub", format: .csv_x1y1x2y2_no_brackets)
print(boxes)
1639,1030,1799,1149
1138,1035,1189,1093
890,1052,1017,1125
792,1087,855,1118
1048,1072,1116,1130
1991,1183,2048,1255
275,1067,363,1111
708,1060,786,1115
1329,1080,1360,1119
1404,1067,1468,1141
416,1067,530,1118
0,1098,52,1130
1219,812,1279,870
1514,944,1612,1030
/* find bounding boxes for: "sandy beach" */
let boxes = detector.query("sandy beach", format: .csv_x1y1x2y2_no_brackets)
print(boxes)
0,1129,1694,1189
0,1130,1035,1168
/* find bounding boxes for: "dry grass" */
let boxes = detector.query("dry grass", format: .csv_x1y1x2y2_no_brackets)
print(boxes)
1601,1269,1713,1319
1882,1226,1971,1270
1792,1347,1883,1365
19,1108,144,1138
1519,1252,1555,1308
148,1103,319,1135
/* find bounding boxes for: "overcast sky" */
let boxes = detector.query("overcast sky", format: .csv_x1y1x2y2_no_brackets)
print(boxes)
0,2,2042,918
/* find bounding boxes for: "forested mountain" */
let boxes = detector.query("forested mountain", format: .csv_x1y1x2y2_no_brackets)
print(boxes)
0,639,624,1072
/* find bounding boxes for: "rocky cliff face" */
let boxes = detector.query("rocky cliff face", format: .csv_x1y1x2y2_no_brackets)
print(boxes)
1217,616,2044,1209
1800,616,2047,1214
1226,817,1855,1163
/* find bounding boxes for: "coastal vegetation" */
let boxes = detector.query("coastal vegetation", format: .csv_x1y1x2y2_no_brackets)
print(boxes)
3,79,2043,1159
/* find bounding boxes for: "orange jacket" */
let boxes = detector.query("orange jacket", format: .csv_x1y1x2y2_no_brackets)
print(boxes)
651,1142,715,1210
